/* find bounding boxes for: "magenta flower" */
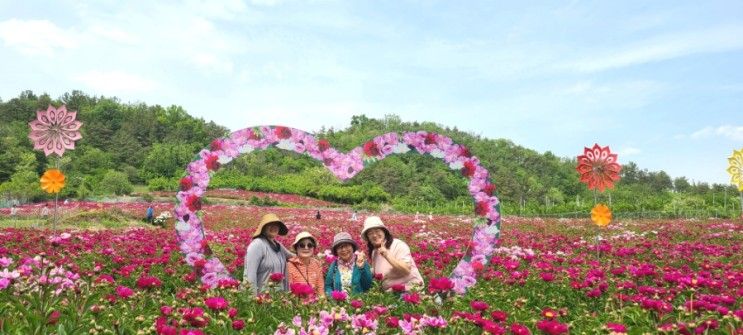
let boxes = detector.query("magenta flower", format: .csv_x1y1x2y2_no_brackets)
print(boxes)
28,104,82,157
115,285,134,299
204,296,229,311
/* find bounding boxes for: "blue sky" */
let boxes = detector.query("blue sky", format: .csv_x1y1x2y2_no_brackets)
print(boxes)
1,1,741,185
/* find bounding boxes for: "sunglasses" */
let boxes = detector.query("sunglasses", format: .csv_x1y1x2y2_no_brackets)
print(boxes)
297,243,316,249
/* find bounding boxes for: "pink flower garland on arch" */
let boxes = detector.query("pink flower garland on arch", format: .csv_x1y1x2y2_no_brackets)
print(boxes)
175,126,501,294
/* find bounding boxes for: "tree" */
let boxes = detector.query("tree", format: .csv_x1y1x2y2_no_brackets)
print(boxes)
673,177,691,193
141,143,199,180
97,170,133,195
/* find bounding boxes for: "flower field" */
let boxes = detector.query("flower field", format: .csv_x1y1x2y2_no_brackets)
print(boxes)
0,200,741,334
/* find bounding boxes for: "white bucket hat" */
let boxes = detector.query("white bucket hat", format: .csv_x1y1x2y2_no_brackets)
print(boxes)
361,216,389,239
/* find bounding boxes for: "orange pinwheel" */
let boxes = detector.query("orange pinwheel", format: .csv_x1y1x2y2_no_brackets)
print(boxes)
591,203,612,227
40,169,65,194
576,144,622,192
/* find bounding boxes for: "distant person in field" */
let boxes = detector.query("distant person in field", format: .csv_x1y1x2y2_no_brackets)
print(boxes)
40,204,49,219
362,216,424,291
10,204,18,218
287,231,325,299
146,205,154,224
315,210,322,220
324,232,372,295
350,210,358,221
244,213,292,295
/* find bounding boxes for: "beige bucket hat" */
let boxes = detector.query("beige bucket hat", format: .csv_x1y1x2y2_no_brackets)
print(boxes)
252,213,288,238
361,216,389,239
292,231,318,250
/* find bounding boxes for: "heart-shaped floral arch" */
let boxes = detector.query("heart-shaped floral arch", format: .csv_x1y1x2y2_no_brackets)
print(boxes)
175,126,501,294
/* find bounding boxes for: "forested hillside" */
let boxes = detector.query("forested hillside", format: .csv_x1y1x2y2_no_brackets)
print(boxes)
0,91,739,217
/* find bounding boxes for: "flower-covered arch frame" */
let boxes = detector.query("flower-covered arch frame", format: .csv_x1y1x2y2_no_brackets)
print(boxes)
175,126,501,294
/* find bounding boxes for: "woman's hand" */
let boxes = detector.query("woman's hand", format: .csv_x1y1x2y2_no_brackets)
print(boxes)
355,251,367,267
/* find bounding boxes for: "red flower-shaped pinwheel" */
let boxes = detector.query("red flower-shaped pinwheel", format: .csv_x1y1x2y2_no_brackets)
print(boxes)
29,105,83,157
576,144,621,192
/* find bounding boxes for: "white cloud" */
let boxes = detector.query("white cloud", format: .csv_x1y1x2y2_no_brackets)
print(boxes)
691,125,743,141
0,19,78,55
73,71,158,93
618,147,641,156
564,24,743,73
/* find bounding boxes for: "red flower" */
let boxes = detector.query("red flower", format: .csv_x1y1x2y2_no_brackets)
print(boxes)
180,176,193,191
424,133,438,145
510,323,531,335
462,160,476,177
47,310,61,325
350,299,363,309
576,144,621,192
475,201,490,216
204,154,220,171
460,146,472,158
536,319,568,335
373,273,384,281
289,283,314,297
183,307,209,328
391,283,406,293
232,319,245,331
386,316,400,328
491,310,508,322
471,261,484,272
318,139,330,152
541,308,557,319
209,139,222,151
402,293,421,304
228,307,238,319
483,183,496,196
363,140,380,157
269,273,284,282
136,274,162,289
185,194,202,212
428,277,454,294
204,297,229,311
470,300,489,312
274,126,292,139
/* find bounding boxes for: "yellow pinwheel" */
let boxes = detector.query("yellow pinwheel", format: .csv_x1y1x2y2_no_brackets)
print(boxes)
591,203,612,228
728,149,743,191
40,169,65,194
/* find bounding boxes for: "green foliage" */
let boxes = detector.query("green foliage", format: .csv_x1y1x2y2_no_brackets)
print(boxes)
97,170,134,195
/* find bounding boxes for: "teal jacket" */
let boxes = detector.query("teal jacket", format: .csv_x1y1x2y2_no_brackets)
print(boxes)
324,260,373,295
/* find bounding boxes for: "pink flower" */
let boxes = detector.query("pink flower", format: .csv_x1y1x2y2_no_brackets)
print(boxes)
47,310,61,325
490,310,508,322
350,299,363,309
428,277,454,294
115,285,134,299
289,283,314,297
402,293,421,305
510,323,532,335
536,319,568,335
269,273,285,282
28,104,82,157
331,290,348,302
470,300,489,312
204,296,229,311
606,323,627,333
160,305,173,316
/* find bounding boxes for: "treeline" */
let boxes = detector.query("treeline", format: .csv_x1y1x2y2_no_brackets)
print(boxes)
0,91,739,217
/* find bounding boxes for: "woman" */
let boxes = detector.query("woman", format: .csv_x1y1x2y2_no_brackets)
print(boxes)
287,231,325,298
244,213,292,295
362,216,424,291
324,232,372,295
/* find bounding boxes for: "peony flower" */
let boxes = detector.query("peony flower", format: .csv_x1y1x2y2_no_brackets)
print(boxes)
204,296,229,311
331,290,348,302
115,285,134,299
